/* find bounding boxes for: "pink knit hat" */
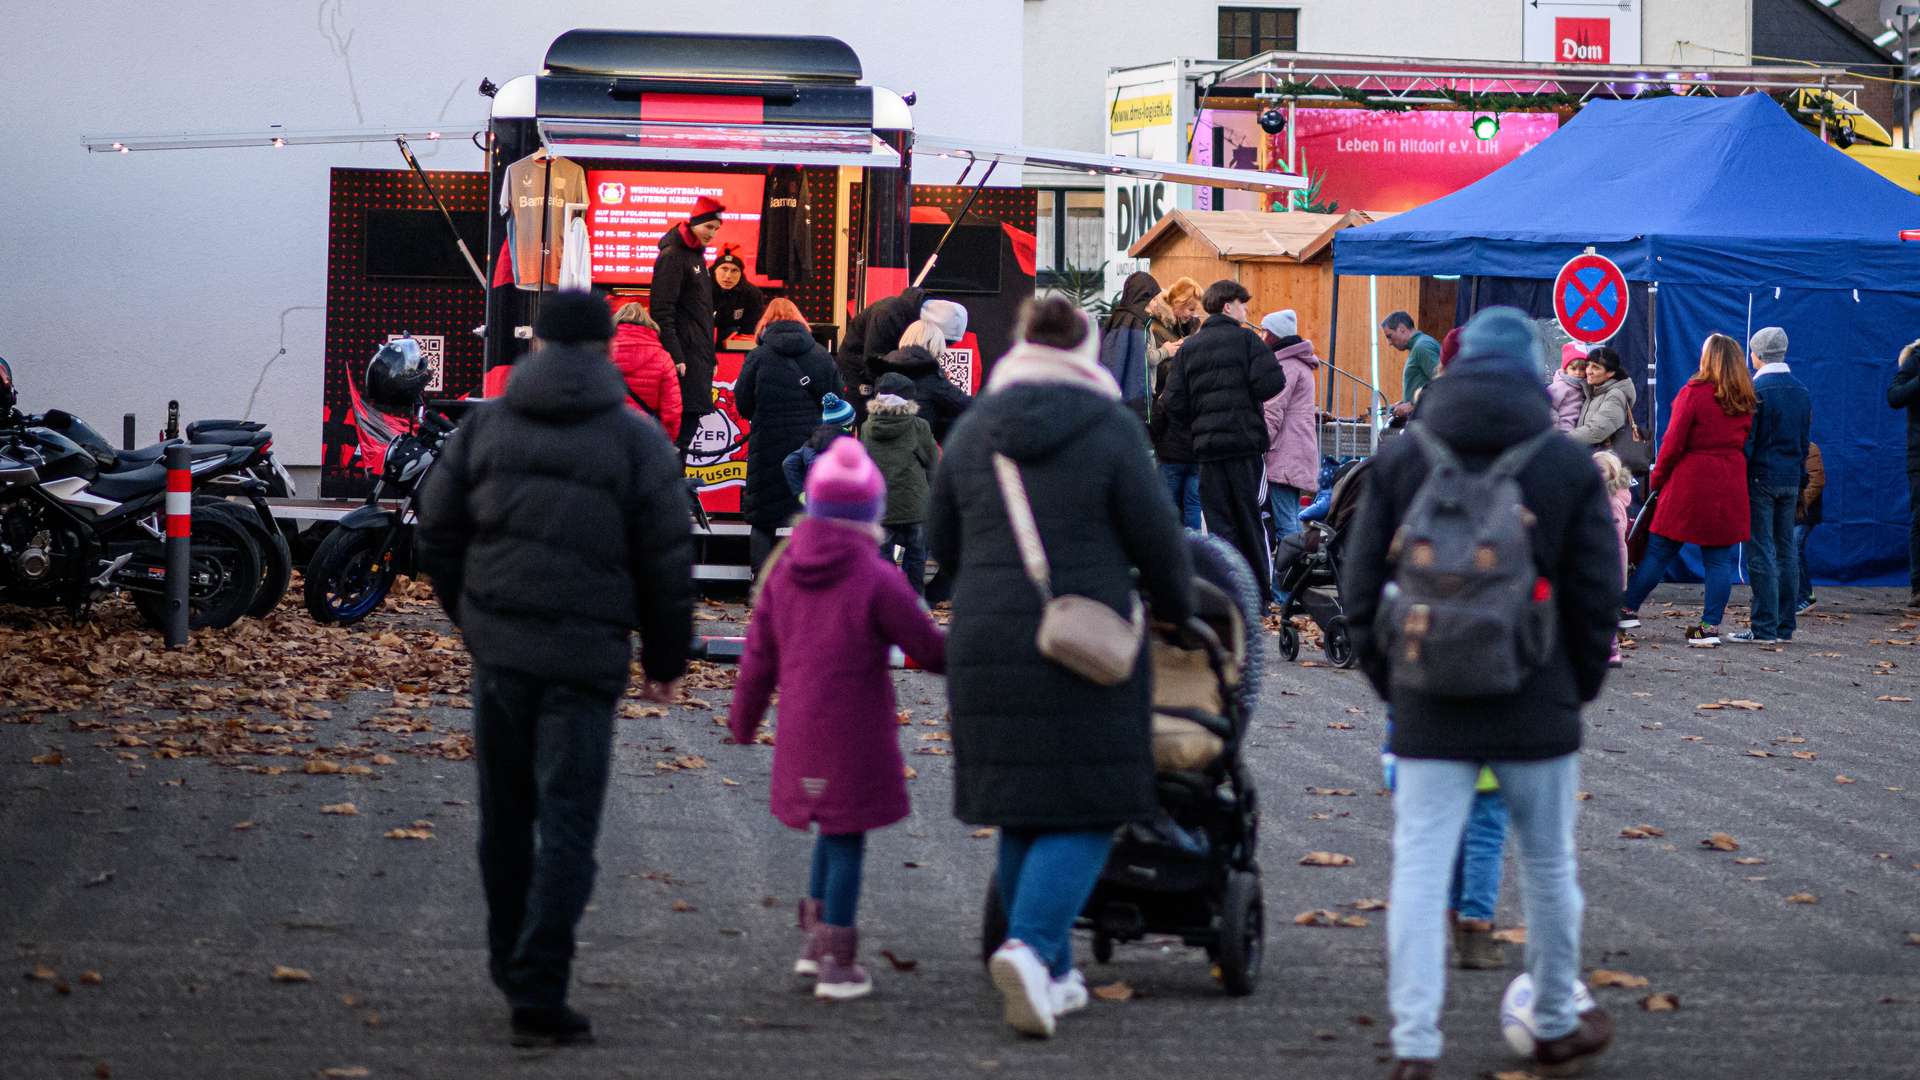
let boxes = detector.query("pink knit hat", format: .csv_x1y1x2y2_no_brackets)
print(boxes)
1560,342,1590,370
805,438,886,524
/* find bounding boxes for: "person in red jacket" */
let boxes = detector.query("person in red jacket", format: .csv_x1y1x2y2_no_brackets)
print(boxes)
611,303,684,437
1618,333,1757,646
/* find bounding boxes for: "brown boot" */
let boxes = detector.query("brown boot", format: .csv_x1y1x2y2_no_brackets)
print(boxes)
794,898,826,976
1533,1007,1615,1076
1452,918,1505,970
1386,1060,1436,1080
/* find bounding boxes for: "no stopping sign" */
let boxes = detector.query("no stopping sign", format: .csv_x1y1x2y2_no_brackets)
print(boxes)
1553,252,1629,345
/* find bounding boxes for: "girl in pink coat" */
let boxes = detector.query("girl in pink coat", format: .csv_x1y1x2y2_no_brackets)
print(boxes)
1547,344,1589,432
728,439,946,1002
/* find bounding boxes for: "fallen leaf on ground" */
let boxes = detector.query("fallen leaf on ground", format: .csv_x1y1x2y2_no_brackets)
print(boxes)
1491,1072,1538,1080
1786,892,1819,905
720,778,741,787
27,963,57,981
1905,933,1920,947
30,749,64,766
1576,791,1593,801
902,765,918,780
671,899,696,913
370,754,397,766
1306,787,1358,796
1619,825,1665,840
970,828,995,839
79,971,102,986
319,1069,371,1079
1326,721,1355,730
1701,832,1740,851
1698,699,1763,711
270,965,313,982
1836,775,1857,784
1092,981,1135,1002
303,759,342,775
1590,969,1649,989
1492,927,1527,944
1790,751,1818,761
382,828,434,841
1745,750,1775,758
232,821,256,831
1293,909,1368,928
1733,857,1767,866
1876,695,1913,703
879,949,918,972
1299,851,1355,867
1641,991,1681,1012
320,803,358,816
1352,898,1389,911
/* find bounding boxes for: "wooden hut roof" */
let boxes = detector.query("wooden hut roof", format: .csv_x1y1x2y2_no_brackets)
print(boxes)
1127,208,1386,263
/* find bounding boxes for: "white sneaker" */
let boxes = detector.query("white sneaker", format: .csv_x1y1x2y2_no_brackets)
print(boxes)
988,940,1057,1037
1050,969,1088,1017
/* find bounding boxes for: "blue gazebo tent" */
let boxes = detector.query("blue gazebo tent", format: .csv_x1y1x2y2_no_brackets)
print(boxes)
1335,94,1920,585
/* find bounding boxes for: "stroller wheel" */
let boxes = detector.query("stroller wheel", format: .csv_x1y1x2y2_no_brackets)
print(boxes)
1277,622,1300,662
1093,932,1115,964
1216,870,1264,996
1324,616,1356,669
980,871,1009,967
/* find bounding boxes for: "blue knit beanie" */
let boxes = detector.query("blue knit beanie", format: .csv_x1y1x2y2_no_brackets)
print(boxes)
1452,307,1546,381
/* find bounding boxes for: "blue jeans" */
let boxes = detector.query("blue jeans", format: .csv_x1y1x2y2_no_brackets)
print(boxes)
1389,755,1584,1061
1450,792,1508,923
1267,484,1304,603
996,829,1112,978
1796,523,1816,605
809,831,867,928
1746,483,1799,640
881,523,927,596
1160,462,1203,531
1623,533,1736,628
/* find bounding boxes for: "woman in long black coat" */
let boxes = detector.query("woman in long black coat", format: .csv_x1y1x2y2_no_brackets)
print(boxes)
929,297,1193,1038
736,301,841,572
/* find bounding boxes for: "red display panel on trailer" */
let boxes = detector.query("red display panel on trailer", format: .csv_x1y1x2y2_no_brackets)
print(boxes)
585,170,773,286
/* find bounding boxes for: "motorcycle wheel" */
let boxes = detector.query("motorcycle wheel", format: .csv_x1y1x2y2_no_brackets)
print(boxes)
131,505,264,631
303,526,396,626
196,498,291,618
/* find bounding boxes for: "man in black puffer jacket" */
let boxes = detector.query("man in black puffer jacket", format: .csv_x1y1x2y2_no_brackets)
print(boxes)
1164,279,1286,605
650,197,724,447
1339,308,1618,1079
839,287,927,424
416,291,693,1047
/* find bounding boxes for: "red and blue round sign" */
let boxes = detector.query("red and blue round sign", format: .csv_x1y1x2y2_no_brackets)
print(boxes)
1553,252,1629,345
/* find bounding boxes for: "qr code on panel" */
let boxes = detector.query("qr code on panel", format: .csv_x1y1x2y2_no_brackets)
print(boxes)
388,334,446,392
938,347,973,394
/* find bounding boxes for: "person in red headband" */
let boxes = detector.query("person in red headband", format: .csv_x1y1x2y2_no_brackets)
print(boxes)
649,195,727,446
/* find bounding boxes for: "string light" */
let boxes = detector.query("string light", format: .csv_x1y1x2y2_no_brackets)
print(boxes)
271,137,286,148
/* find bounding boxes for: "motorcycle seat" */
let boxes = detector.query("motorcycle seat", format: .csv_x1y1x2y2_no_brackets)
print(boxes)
191,428,271,450
186,419,264,438
87,461,169,503
111,441,229,469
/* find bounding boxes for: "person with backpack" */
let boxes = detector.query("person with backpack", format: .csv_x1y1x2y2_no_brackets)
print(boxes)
610,303,683,437
1340,307,1620,1080
862,372,939,595
736,299,842,574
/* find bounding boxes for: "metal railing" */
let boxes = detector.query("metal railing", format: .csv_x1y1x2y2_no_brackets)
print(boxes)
1317,365,1392,461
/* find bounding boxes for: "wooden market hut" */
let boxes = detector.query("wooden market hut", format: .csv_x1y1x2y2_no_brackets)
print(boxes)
1127,209,1456,418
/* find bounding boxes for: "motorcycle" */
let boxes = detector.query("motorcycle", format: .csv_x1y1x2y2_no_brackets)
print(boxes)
304,338,451,625
0,409,266,630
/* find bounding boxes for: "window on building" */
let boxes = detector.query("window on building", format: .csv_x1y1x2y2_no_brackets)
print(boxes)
1034,189,1105,284
1218,6,1298,60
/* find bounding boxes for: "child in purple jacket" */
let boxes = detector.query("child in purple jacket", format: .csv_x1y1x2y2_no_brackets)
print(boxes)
728,438,947,1001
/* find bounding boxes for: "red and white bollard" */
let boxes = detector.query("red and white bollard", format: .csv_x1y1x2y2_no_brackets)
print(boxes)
163,443,191,648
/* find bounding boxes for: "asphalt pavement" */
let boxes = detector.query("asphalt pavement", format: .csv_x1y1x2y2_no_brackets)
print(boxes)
3,585,1919,1080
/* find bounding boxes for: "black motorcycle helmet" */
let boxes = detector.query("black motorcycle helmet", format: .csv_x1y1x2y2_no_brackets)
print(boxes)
0,356,15,414
364,337,431,413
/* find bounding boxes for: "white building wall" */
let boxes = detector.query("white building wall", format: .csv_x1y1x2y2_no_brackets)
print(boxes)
0,1,1021,467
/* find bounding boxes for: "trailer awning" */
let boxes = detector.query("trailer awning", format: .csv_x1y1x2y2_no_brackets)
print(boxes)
536,119,899,167
914,134,1305,192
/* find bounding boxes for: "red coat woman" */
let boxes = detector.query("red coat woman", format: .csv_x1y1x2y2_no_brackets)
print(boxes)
611,303,684,437
1648,378,1753,546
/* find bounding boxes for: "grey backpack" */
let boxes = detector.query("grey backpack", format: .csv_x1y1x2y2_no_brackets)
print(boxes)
1376,426,1557,697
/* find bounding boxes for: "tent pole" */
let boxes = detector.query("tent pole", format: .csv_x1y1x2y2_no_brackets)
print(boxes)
1325,262,1341,413
1368,275,1381,425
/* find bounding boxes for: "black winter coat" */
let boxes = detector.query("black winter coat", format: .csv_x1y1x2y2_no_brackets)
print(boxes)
736,320,841,528
712,280,767,345
1888,346,1920,471
1338,370,1619,762
1164,314,1287,461
840,289,928,410
873,345,971,443
649,225,716,441
416,343,694,691
930,371,1195,830
1149,352,1196,464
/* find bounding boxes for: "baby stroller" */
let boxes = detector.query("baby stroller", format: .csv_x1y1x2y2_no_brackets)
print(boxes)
1272,457,1372,669
981,533,1267,995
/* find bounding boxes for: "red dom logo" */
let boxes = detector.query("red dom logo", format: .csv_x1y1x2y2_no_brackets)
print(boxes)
1556,17,1610,63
